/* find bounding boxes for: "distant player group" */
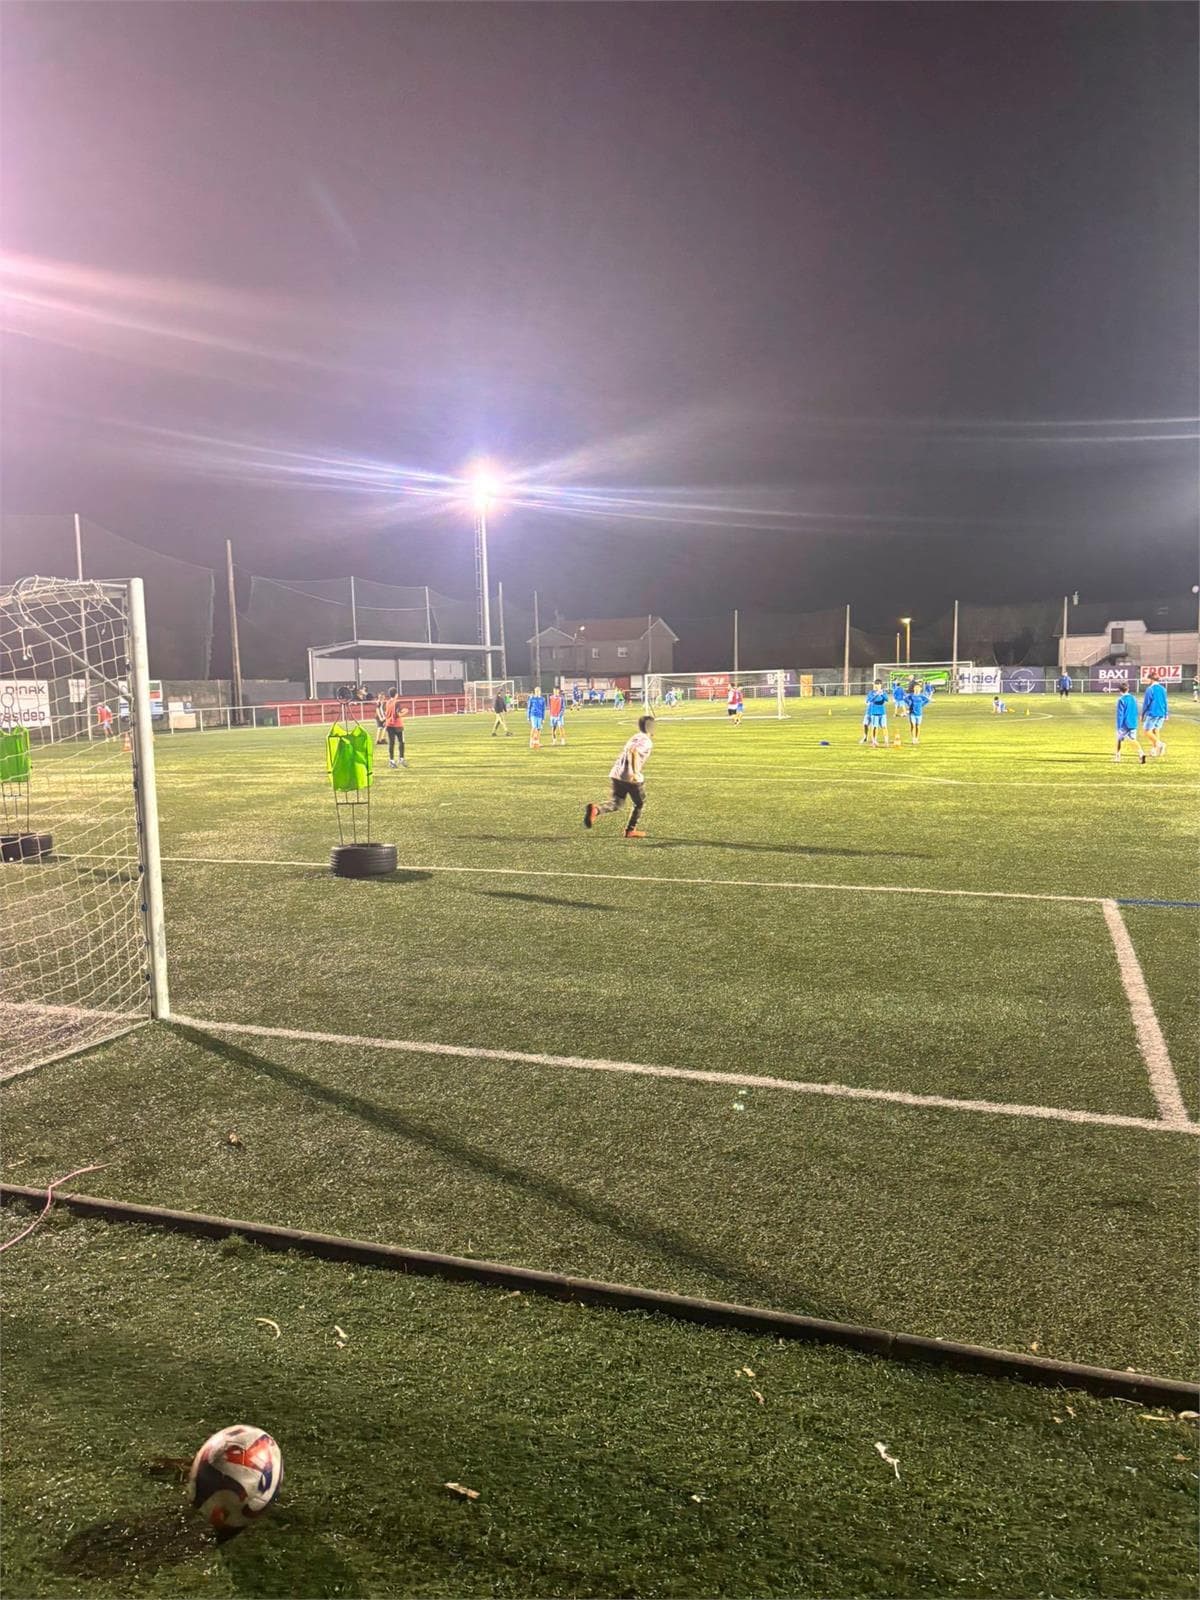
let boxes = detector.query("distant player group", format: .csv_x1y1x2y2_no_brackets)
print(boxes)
475,668,1177,848
859,678,932,747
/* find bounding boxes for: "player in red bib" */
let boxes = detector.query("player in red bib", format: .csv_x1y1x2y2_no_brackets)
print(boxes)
548,689,566,745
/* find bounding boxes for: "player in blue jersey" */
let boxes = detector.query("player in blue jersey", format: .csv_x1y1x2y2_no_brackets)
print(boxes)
891,679,906,720
992,694,1008,714
904,680,930,745
526,687,547,749
861,680,889,748
1141,678,1169,758
1113,687,1145,763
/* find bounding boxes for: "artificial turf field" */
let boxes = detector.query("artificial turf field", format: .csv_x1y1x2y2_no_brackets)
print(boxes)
3,692,1199,1597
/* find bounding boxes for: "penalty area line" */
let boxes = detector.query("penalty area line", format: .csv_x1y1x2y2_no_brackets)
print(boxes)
1101,899,1191,1126
170,1014,1199,1137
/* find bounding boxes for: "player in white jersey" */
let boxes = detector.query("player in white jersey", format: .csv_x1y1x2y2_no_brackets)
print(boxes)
583,715,655,839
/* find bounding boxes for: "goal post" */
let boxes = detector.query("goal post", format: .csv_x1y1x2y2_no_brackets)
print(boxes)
643,670,789,718
871,661,972,694
465,679,515,714
0,575,169,1080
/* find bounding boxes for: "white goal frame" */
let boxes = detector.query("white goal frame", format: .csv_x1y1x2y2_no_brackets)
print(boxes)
872,660,971,693
465,678,515,714
643,670,789,719
0,576,169,1079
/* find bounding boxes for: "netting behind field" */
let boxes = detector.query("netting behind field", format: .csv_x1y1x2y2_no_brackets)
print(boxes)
240,576,479,677
0,516,214,678
0,578,150,1077
673,608,881,672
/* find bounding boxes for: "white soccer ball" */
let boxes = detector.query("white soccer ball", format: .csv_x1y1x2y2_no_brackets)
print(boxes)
188,1424,282,1533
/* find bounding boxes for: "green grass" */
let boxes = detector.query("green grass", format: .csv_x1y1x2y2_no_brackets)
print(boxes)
3,1214,1197,1600
3,693,1199,1595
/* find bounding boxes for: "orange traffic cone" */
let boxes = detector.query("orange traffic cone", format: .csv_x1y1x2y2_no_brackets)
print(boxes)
122,731,132,753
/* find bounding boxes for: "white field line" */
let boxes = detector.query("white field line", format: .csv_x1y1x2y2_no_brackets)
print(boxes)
1101,899,1191,1126
153,853,1104,906
172,1014,1199,1137
157,770,1200,792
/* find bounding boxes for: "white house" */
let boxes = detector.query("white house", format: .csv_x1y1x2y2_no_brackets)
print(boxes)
1063,617,1199,669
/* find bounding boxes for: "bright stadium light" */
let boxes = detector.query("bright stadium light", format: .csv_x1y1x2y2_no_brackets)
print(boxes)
899,617,912,664
470,462,500,514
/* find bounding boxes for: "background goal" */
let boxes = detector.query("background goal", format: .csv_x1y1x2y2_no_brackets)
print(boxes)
871,661,972,693
644,670,789,718
465,679,515,713
0,576,168,1079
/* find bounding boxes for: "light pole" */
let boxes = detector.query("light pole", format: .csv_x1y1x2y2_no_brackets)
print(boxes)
470,464,498,681
900,617,912,665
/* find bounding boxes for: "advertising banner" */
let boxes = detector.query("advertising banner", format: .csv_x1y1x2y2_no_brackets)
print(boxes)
0,679,51,727
694,672,729,700
1001,667,1046,694
957,666,1002,694
1140,665,1183,685
1090,665,1134,693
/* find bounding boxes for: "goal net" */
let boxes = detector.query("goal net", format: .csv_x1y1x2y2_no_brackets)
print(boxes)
465,679,514,714
643,670,789,719
0,576,168,1080
871,661,971,694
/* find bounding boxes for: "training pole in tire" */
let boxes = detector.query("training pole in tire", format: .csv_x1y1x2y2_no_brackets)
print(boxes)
326,717,397,878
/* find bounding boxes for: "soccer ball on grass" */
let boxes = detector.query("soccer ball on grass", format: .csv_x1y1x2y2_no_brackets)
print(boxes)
188,1424,282,1536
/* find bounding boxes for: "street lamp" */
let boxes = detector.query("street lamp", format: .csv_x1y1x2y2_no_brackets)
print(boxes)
468,462,499,678
899,617,912,665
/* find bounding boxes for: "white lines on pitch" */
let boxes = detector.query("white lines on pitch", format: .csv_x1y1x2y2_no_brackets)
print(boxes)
157,854,1104,907
1101,899,1191,1126
171,1014,1199,1138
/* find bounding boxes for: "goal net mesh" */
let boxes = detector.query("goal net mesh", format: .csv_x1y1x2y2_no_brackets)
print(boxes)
465,680,514,714
644,671,789,717
0,578,152,1078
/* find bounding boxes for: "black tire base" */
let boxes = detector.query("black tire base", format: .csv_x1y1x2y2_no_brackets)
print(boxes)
330,842,398,878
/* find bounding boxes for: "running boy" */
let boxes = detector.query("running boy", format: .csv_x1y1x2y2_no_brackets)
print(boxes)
1141,677,1169,758
548,687,567,745
491,688,511,737
526,687,547,749
584,715,655,839
727,684,744,724
1114,686,1146,763
891,678,907,721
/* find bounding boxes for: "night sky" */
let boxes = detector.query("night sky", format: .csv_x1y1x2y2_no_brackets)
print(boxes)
2,2,1197,628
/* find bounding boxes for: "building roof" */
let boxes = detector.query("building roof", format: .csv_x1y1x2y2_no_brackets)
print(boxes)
531,616,678,644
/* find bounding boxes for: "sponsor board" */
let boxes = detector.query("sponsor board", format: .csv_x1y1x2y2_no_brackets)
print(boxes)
957,666,1002,695
1001,667,1046,694
694,672,729,700
0,679,51,727
1140,665,1183,685
1090,665,1134,693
